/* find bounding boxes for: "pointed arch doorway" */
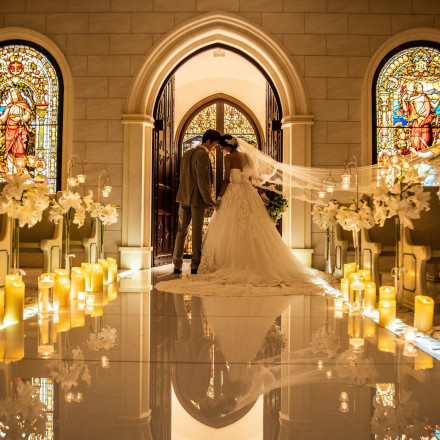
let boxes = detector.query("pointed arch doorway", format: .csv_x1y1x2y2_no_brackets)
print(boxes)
121,12,314,271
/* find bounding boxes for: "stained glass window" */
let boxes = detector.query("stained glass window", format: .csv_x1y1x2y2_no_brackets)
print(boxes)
0,40,63,192
29,377,55,439
375,42,440,185
180,98,261,255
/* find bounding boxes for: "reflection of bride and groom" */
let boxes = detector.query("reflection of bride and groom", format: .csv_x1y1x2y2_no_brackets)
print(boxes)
157,129,319,297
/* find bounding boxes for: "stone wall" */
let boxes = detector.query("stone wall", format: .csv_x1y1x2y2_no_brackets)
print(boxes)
0,0,437,268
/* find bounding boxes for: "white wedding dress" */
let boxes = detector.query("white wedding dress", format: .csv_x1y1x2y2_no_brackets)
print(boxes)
156,167,324,297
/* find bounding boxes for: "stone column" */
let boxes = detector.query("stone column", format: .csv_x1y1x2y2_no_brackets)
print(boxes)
120,114,155,270
281,115,314,267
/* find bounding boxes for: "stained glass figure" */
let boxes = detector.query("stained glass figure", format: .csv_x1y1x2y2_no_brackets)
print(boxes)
0,41,63,192
375,43,440,184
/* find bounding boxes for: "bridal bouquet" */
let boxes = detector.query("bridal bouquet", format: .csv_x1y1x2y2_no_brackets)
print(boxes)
336,199,375,232
87,325,117,351
372,179,431,229
312,200,339,230
266,194,288,222
0,173,49,227
0,381,47,439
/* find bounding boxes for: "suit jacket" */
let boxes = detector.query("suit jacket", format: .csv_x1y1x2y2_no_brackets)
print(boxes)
176,145,213,207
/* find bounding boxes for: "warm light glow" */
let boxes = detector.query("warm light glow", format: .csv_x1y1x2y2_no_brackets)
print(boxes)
404,327,418,344
27,155,37,167
317,360,324,370
339,392,349,402
350,337,365,353
102,189,110,198
77,174,86,183
403,343,417,357
325,183,334,193
326,370,333,379
318,190,326,199
339,402,349,413
101,355,110,369
67,177,77,187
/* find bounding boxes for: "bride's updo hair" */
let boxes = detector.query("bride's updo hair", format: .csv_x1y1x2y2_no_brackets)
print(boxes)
219,134,238,150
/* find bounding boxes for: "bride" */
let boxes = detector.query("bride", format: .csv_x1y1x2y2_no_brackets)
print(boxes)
156,135,321,296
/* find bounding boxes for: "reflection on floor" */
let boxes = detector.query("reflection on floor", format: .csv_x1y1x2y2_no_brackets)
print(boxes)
0,265,439,440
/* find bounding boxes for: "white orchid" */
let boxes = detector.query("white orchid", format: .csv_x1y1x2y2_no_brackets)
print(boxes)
312,201,339,230
98,204,118,226
310,325,341,358
87,325,117,351
49,190,95,228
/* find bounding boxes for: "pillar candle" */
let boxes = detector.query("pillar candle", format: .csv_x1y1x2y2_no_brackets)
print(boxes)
378,327,396,353
364,282,377,310
349,281,364,313
414,295,434,333
340,278,350,302
56,277,71,307
379,300,396,327
54,268,69,279
379,286,395,301
71,267,85,300
38,275,55,316
98,259,109,284
0,288,4,328
91,264,103,293
344,263,356,279
4,278,24,325
81,263,92,292
357,269,371,282
107,259,117,284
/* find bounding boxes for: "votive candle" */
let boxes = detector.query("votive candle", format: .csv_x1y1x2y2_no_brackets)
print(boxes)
379,286,395,302
414,295,434,333
91,264,103,293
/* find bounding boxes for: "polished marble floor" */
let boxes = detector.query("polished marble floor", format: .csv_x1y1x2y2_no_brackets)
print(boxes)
1,265,440,440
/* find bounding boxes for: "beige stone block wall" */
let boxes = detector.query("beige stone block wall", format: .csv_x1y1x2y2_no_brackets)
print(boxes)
1,0,439,267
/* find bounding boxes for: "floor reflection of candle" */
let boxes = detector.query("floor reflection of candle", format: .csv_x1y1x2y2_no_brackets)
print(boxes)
414,349,433,370
38,317,54,358
107,282,118,301
378,328,396,353
414,295,434,333
340,278,350,301
364,282,376,310
403,343,417,357
363,318,376,338
0,288,4,327
4,322,24,363
379,300,396,327
71,300,85,328
349,337,364,352
317,360,324,370
56,307,71,333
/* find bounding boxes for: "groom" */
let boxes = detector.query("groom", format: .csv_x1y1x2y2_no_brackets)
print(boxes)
173,129,222,274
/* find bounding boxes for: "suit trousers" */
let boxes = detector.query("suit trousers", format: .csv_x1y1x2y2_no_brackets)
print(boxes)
173,204,205,270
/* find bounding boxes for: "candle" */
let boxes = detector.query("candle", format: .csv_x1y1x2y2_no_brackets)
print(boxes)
91,304,103,317
91,264,103,293
71,267,85,300
4,278,24,325
325,370,332,379
340,278,350,301
379,300,396,327
364,282,376,310
54,268,69,279
349,337,364,353
0,288,4,328
357,269,371,282
378,327,396,353
404,326,418,344
56,307,71,333
101,355,110,369
349,281,364,313
348,312,362,338
56,277,71,307
379,286,395,302
340,392,348,402
344,263,356,279
107,259,117,284
38,275,55,316
334,309,343,319
81,263,92,292
414,349,433,370
414,295,434,333
334,297,344,311
98,259,109,284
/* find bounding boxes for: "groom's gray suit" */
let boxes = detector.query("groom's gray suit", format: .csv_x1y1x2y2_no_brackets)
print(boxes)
173,145,213,270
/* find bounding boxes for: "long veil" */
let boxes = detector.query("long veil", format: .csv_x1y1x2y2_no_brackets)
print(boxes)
236,138,434,203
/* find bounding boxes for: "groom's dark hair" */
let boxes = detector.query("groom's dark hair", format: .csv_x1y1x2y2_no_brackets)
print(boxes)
202,129,222,143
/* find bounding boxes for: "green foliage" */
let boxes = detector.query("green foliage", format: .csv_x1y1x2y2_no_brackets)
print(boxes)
266,194,288,222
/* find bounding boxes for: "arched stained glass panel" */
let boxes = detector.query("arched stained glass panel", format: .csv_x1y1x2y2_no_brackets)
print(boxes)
375,42,440,185
224,103,258,147
0,40,63,192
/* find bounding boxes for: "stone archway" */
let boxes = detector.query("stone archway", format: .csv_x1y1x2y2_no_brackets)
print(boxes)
120,11,314,270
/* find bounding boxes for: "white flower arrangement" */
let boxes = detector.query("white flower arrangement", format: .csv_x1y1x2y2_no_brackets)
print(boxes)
335,350,377,386
47,346,91,392
87,325,117,351
48,189,94,228
0,173,49,227
312,200,339,230
373,180,431,229
310,325,341,359
89,201,118,226
336,199,375,232
0,381,47,439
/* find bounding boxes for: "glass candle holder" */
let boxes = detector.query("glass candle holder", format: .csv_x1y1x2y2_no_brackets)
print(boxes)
403,343,417,358
38,275,55,317
349,280,365,313
349,337,365,353
38,316,54,358
404,326,418,344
